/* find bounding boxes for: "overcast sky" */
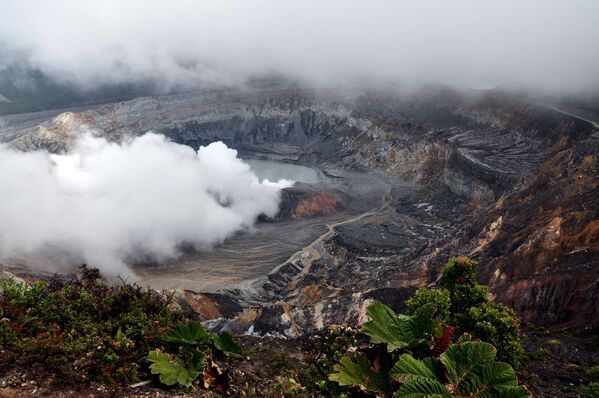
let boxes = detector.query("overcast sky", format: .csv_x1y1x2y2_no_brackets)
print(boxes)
1,0,599,93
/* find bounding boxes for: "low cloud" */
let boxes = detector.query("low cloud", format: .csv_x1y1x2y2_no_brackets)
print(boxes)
0,0,598,94
0,132,292,276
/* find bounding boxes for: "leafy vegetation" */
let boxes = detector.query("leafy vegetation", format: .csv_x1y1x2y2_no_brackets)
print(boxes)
147,349,204,387
148,321,242,387
0,265,241,393
0,266,183,384
0,256,534,397
580,365,599,398
258,328,367,398
329,301,527,397
362,302,438,353
410,256,523,366
406,287,451,320
331,353,391,394
328,256,528,397
393,339,527,397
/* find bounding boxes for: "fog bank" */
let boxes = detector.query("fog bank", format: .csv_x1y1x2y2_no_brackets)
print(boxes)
1,0,598,94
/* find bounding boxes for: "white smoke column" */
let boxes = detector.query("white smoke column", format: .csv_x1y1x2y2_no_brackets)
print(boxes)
0,132,293,276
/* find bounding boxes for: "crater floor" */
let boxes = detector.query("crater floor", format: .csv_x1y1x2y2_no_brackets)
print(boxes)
135,165,405,292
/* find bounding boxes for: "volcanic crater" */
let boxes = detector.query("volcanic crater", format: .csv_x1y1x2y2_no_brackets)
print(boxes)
1,81,598,336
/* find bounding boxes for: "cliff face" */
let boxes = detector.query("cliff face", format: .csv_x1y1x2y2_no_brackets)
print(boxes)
410,96,599,331
471,143,599,331
2,83,597,334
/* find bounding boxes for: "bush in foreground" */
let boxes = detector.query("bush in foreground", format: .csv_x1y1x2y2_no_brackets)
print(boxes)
407,256,523,366
327,256,528,397
580,365,599,398
329,300,528,397
0,266,243,393
0,266,182,385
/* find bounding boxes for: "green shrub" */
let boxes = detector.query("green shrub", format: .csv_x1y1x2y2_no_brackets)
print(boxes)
392,340,528,398
406,287,451,320
329,300,529,397
147,321,242,387
0,266,243,392
328,256,527,396
328,301,441,396
439,256,523,367
296,328,364,398
0,266,184,384
397,257,523,366
441,256,489,314
581,366,599,398
581,382,599,398
465,303,523,365
441,256,479,287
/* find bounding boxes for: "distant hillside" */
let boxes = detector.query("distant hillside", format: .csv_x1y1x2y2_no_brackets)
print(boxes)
0,62,155,115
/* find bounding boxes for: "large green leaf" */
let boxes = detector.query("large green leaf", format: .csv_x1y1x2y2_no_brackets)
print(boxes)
392,354,449,397
391,354,444,383
166,321,214,345
362,301,407,350
395,378,451,397
487,386,530,398
441,341,497,391
462,362,527,398
147,349,205,386
440,342,528,397
329,353,390,394
362,301,435,352
478,362,519,387
409,304,437,339
390,343,529,398
213,331,243,358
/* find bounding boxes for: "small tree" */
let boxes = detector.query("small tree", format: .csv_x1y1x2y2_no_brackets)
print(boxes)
406,287,451,320
328,256,528,397
329,301,529,397
410,256,523,366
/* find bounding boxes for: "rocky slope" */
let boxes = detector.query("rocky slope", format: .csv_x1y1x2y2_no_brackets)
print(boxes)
1,82,597,336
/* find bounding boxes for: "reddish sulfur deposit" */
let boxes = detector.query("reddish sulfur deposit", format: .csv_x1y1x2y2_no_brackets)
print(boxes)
292,192,342,219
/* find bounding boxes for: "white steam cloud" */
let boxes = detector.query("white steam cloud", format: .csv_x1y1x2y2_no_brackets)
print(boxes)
0,132,292,276
1,0,599,93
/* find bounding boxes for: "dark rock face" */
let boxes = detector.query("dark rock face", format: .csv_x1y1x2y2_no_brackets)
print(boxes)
2,83,598,335
472,143,599,331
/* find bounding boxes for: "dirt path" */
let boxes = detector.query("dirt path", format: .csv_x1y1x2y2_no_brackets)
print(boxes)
282,189,392,270
551,105,599,129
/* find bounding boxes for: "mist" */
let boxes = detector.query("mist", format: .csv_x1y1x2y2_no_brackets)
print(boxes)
0,131,292,276
1,0,598,94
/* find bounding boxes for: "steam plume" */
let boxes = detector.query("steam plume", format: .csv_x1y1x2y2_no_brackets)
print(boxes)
0,132,292,276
